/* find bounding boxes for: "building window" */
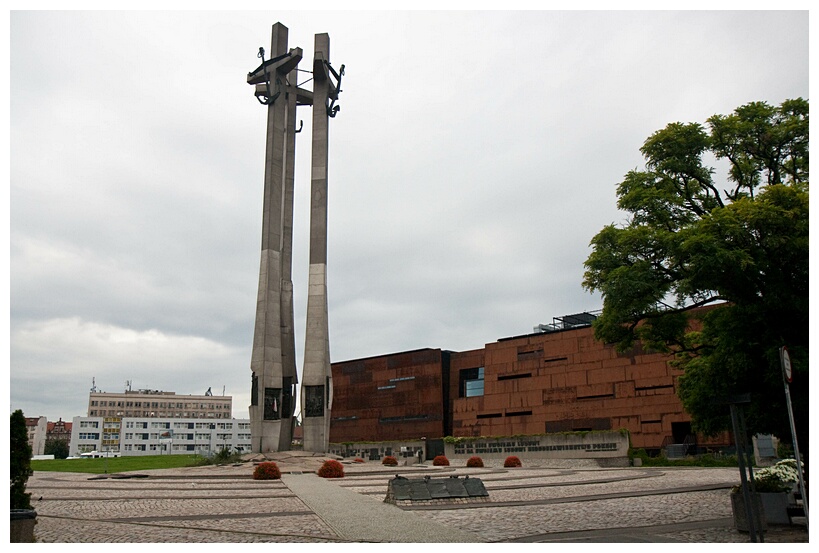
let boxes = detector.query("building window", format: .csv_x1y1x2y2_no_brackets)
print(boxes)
459,367,485,398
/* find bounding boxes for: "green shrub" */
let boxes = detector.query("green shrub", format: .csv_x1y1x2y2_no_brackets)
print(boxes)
10,410,33,510
213,447,242,464
252,461,281,480
433,455,450,466
318,459,345,478
382,455,398,466
504,455,522,468
466,456,484,467
631,448,739,467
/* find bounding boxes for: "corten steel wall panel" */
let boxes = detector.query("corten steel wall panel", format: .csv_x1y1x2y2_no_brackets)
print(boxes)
485,344,517,365
573,349,608,366
588,366,627,385
515,358,542,372
633,375,674,388
577,334,597,352
540,340,573,359
504,389,542,409
564,369,587,387
482,394,508,412
576,383,616,399
542,358,569,374
330,349,446,443
448,325,694,449
450,349,485,367
615,381,636,398
543,387,575,404
626,360,674,381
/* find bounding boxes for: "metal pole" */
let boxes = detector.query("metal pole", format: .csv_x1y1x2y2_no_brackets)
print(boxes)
782,372,809,528
730,403,762,542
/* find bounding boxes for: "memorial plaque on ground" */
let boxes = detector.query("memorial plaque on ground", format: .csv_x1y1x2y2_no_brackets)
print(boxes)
463,477,489,497
385,475,489,505
390,478,412,501
443,477,468,497
427,479,451,499
409,480,432,500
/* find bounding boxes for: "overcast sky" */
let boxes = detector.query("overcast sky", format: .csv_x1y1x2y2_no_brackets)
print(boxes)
8,8,810,421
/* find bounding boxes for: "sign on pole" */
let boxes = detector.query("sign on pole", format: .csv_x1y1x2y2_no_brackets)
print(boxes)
779,345,808,526
780,346,792,383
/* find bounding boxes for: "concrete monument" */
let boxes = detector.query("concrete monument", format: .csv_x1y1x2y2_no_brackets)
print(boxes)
247,23,342,453
301,33,340,453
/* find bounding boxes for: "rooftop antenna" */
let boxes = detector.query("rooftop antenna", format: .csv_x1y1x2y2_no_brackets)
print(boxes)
91,377,97,393
222,385,225,396
126,380,132,392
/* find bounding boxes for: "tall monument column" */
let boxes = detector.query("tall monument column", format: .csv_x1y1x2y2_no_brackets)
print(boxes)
301,33,337,452
246,23,302,452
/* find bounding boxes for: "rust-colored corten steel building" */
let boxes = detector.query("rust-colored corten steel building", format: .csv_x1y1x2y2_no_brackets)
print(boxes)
331,349,451,443
330,313,730,453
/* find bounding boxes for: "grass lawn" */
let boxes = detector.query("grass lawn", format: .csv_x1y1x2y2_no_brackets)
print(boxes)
31,454,202,474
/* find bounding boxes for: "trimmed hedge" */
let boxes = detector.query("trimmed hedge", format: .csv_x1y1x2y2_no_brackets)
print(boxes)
466,456,484,468
318,459,345,478
504,456,522,468
253,461,281,480
382,455,398,466
432,455,450,466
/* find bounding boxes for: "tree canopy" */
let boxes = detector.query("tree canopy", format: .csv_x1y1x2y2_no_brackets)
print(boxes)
583,99,808,450
45,438,70,460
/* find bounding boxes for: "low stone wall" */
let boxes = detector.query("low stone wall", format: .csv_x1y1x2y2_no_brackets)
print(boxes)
444,431,630,466
329,440,425,463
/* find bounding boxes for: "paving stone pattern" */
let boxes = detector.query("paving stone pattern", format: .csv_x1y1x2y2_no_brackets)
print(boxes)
26,462,808,543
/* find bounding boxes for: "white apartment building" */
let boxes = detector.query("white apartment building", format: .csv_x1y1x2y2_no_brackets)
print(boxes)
70,416,252,457
25,416,48,456
87,389,232,419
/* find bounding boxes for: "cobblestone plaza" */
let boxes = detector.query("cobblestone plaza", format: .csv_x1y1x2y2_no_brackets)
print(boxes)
27,457,808,543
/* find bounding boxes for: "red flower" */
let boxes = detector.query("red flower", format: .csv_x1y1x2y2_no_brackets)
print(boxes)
318,459,345,478
466,456,484,467
253,461,281,480
504,456,522,468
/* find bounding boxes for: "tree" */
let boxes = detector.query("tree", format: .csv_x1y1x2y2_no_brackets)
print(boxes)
583,99,808,456
44,439,70,460
10,409,33,510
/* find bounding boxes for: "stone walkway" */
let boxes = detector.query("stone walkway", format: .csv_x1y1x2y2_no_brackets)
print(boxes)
25,458,808,543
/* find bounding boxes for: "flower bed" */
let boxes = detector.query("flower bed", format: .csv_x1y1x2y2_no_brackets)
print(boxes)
752,459,800,492
317,459,345,478
504,456,522,468
253,461,281,480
